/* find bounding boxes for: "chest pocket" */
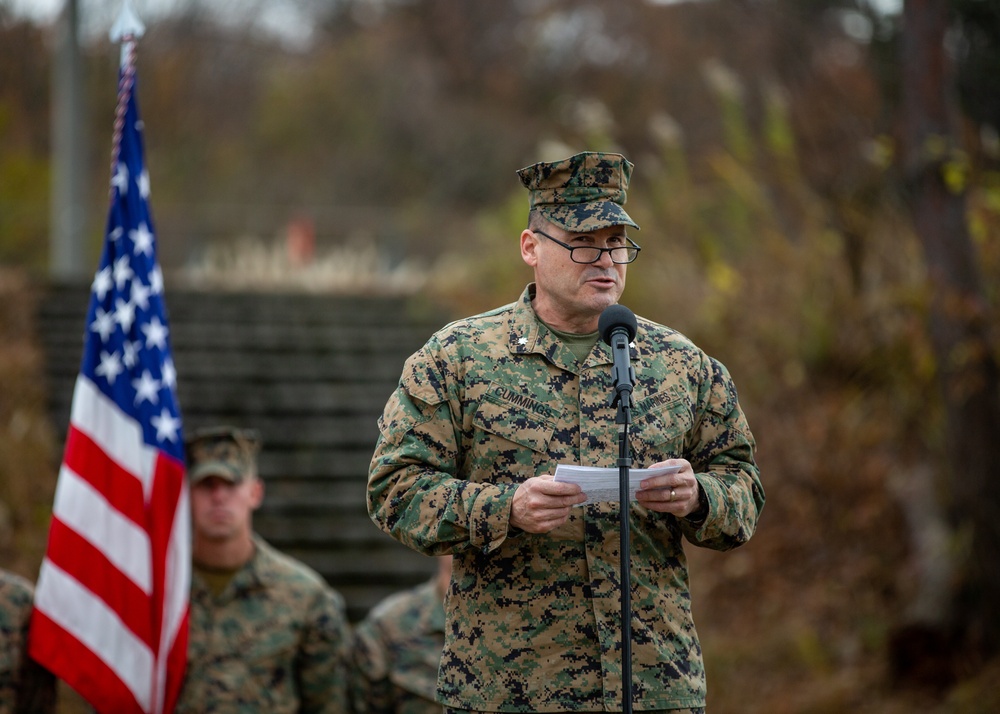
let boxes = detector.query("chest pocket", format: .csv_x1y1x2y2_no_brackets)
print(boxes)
631,384,694,460
472,385,558,454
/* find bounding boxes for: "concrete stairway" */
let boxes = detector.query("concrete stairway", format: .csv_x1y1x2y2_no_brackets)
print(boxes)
37,280,450,621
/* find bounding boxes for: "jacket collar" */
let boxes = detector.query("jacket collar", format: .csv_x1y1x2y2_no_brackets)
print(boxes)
506,283,632,372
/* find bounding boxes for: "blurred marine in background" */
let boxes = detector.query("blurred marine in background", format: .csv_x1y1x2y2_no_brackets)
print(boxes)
176,426,352,713
0,569,56,714
351,555,452,714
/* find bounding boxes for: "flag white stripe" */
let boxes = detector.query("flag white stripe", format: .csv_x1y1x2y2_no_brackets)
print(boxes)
52,463,153,595
35,558,154,712
70,376,157,498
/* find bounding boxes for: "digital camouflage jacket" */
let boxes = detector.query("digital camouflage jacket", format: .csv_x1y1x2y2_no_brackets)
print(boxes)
176,536,351,713
0,571,55,714
369,284,765,712
351,575,445,714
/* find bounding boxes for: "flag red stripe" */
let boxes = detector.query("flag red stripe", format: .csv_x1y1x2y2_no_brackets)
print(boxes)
29,610,145,714
147,452,184,650
161,608,190,714
44,518,154,646
63,424,146,525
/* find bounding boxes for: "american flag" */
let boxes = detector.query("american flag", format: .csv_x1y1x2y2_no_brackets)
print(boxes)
29,33,190,714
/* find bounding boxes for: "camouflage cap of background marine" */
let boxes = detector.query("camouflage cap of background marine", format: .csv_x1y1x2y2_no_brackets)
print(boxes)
184,425,262,484
516,151,640,232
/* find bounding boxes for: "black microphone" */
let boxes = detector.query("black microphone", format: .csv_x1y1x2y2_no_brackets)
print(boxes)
599,304,637,403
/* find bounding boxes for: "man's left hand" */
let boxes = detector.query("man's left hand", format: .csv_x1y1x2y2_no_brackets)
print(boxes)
635,459,701,518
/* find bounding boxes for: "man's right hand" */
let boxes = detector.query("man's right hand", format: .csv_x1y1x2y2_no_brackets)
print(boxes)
509,474,587,533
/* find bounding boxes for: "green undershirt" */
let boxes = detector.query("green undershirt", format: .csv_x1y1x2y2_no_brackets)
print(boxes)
194,564,240,597
547,326,600,363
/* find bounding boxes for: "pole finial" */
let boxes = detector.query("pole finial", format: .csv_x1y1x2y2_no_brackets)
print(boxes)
110,0,146,43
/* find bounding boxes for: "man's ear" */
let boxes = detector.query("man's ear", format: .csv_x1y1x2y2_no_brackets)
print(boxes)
520,229,539,267
249,476,265,510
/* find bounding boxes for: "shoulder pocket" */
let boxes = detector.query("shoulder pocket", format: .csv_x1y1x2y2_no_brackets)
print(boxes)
377,347,448,444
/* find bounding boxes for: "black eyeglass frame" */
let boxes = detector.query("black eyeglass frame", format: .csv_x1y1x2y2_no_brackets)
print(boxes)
532,229,642,265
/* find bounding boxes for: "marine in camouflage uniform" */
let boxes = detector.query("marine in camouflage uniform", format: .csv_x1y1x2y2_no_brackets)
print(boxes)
351,556,451,714
368,152,765,712
178,535,351,713
176,426,352,714
0,570,55,714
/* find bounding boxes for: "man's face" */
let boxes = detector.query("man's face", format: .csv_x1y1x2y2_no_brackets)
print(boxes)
521,223,629,331
190,474,263,544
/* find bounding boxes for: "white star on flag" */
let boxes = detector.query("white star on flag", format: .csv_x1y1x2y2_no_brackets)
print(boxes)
131,222,154,256
92,267,113,301
142,315,169,350
149,264,164,294
130,279,151,311
94,350,124,384
114,297,136,332
111,161,129,195
113,254,134,290
122,339,140,369
132,369,160,405
90,307,116,343
151,408,181,443
161,356,177,390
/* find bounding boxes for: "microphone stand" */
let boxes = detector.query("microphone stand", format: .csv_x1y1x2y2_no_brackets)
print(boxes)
599,305,639,714
611,371,634,714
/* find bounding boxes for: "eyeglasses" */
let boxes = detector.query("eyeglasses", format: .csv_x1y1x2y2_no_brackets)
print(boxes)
532,229,641,265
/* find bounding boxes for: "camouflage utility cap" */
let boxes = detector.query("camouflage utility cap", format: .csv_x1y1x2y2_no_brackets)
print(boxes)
517,151,640,232
185,425,262,484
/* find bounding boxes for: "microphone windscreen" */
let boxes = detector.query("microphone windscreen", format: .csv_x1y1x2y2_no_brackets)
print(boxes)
598,304,637,345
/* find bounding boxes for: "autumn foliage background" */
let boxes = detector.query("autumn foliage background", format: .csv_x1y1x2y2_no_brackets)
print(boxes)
2,1,1000,712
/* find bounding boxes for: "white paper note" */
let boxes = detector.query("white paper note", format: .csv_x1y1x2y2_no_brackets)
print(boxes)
553,463,683,505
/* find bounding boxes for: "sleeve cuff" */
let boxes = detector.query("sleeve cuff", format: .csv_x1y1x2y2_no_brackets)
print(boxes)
468,482,520,553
